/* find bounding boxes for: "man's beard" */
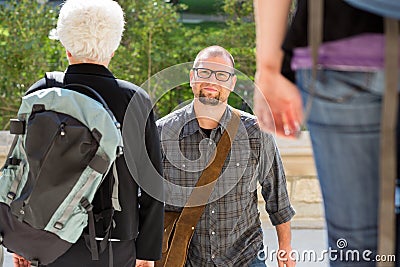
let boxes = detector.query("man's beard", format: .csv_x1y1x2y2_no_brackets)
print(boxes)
198,89,221,106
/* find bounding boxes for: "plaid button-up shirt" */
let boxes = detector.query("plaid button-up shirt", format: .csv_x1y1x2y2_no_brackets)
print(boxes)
157,102,295,267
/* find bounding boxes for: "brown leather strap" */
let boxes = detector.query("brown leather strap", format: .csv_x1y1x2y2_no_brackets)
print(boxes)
304,0,324,121
377,18,399,267
308,0,323,79
163,108,241,267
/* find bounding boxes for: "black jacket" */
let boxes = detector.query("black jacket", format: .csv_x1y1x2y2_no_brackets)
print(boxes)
27,63,164,261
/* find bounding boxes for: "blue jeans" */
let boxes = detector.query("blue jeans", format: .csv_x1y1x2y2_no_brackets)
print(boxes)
249,249,267,267
296,69,399,267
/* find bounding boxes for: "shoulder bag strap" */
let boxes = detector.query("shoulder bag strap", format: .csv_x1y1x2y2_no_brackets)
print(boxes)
377,18,399,267
164,108,241,267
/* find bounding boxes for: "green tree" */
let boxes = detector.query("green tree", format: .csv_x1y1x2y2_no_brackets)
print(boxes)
0,0,65,129
0,0,261,128
113,0,184,100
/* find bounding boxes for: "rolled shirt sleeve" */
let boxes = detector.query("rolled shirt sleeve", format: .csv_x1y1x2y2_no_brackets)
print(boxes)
257,132,296,226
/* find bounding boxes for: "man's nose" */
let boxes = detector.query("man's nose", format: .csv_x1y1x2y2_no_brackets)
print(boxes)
208,72,219,83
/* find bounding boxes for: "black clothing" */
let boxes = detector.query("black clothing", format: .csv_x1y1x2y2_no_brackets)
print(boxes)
282,0,384,81
200,127,212,138
46,239,136,267
28,63,164,263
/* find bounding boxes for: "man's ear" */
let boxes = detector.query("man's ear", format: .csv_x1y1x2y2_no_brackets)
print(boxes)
230,74,237,91
66,50,75,64
189,69,194,87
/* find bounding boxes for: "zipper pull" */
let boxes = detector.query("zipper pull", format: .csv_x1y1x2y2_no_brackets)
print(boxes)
60,123,66,136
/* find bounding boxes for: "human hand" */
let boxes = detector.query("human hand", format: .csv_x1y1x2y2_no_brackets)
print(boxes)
277,246,296,267
13,254,30,267
135,259,154,267
254,68,303,138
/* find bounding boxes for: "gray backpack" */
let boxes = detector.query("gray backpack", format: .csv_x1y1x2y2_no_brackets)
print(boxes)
0,72,123,266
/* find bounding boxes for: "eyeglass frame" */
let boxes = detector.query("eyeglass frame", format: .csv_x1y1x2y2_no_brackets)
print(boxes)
192,67,235,82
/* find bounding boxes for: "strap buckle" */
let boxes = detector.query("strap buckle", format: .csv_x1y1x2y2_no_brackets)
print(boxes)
80,198,93,212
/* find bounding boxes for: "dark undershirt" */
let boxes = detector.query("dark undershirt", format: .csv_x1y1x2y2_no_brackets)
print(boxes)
200,127,212,138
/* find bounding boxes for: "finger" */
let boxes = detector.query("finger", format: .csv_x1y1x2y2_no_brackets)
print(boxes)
284,108,301,138
13,254,22,267
282,90,304,138
274,113,288,138
292,90,304,134
19,258,29,267
287,258,296,267
277,249,288,267
268,110,288,138
276,112,298,139
293,93,304,125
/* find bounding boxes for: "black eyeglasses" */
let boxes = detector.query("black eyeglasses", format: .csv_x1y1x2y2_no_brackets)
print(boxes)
193,68,234,82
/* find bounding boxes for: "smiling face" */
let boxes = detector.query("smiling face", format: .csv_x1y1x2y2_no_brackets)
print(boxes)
190,56,236,106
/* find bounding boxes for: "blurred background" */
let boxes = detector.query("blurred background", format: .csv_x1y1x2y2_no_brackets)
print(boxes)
0,0,262,128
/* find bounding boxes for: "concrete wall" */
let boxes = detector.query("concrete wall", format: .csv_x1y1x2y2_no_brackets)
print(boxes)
0,131,325,229
0,131,14,167
272,133,324,229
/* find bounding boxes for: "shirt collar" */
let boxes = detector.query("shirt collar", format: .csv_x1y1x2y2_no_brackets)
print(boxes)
65,63,115,78
180,101,233,139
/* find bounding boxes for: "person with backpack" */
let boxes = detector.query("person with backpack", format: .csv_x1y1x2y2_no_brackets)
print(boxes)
8,0,164,266
156,46,295,267
253,0,399,266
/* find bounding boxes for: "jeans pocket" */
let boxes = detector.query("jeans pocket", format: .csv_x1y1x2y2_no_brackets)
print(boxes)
297,69,382,104
297,69,383,128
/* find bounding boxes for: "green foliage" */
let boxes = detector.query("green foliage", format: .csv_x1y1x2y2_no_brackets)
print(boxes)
180,0,224,14
222,0,254,19
113,0,183,88
0,0,257,129
0,0,65,129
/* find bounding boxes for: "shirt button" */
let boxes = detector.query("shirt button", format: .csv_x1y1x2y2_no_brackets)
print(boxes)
211,231,215,235
211,255,215,259
182,164,186,168
236,162,240,167
209,140,213,145
211,210,215,214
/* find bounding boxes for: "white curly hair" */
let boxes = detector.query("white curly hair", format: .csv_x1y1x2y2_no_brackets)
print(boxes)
56,0,125,63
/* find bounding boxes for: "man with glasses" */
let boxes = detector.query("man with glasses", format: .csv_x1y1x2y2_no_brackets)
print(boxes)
157,46,295,266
